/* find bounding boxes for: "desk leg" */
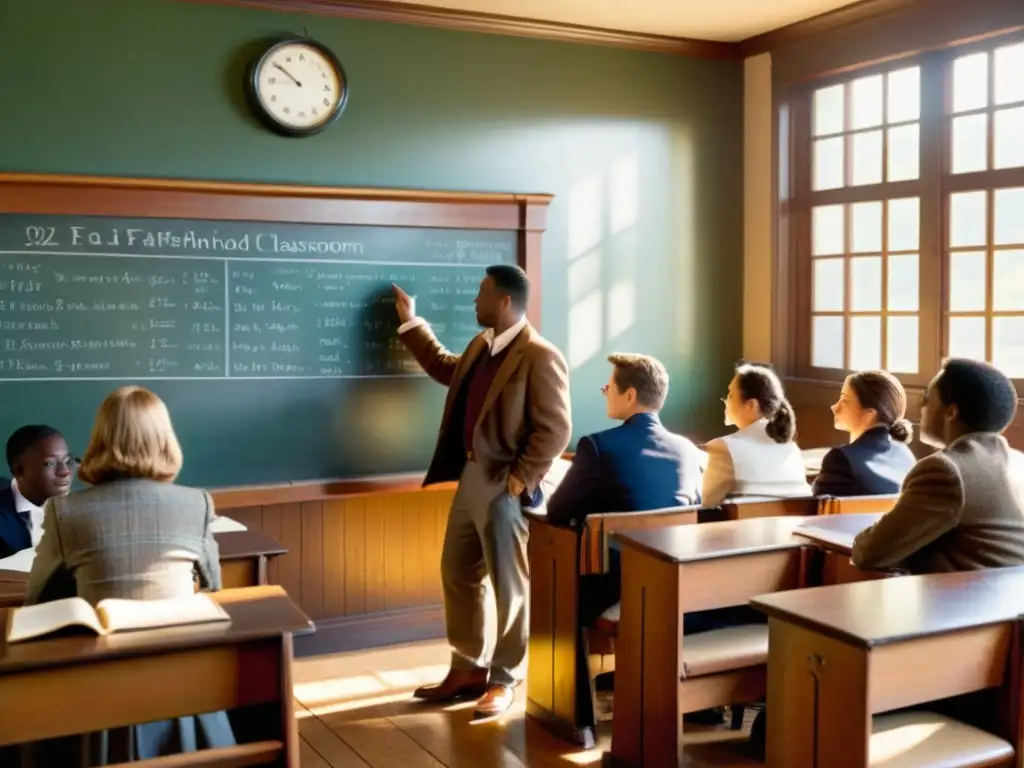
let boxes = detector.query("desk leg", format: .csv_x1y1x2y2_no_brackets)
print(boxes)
610,548,682,768
281,633,299,767
766,619,870,768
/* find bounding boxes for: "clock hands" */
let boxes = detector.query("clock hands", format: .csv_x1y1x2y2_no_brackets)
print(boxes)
273,63,302,87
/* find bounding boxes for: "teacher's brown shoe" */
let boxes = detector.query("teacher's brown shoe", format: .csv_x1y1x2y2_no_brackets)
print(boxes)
412,668,488,702
473,685,516,717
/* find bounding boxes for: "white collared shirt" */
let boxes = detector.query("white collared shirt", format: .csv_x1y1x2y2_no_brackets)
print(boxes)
398,311,526,357
10,479,44,547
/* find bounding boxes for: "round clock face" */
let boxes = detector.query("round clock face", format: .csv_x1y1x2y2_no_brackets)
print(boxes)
251,40,347,135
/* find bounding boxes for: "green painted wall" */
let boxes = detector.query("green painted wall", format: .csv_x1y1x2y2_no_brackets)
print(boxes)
0,0,742,446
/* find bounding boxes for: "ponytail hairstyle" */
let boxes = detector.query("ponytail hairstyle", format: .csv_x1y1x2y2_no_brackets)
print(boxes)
846,370,914,445
734,362,796,444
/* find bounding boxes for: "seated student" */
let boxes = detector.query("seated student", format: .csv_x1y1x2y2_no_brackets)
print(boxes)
25,386,234,764
702,362,812,507
0,425,74,557
546,352,703,528
852,358,1024,573
812,370,916,497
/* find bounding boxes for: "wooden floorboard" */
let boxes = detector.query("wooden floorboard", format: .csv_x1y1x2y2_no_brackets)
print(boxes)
293,639,761,767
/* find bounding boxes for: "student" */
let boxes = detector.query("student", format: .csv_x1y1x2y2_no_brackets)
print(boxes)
25,386,233,763
546,353,703,528
0,425,74,557
852,358,1024,573
812,370,916,497
702,363,812,506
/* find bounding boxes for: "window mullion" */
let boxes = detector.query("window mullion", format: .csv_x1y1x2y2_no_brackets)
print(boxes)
918,51,945,380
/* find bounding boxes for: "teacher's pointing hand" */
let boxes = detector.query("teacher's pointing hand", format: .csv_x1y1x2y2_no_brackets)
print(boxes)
392,283,415,324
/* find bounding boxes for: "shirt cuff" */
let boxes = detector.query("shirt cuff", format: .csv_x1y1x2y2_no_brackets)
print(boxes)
397,317,426,335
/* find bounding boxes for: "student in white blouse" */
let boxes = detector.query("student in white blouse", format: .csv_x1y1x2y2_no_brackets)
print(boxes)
702,363,812,507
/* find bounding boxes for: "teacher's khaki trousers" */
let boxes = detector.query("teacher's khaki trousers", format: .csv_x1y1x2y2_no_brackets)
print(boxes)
441,459,529,687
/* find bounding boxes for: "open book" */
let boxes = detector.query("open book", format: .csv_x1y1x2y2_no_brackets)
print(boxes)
6,593,230,644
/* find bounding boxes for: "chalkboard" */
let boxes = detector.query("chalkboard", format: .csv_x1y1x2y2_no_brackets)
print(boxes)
0,177,548,488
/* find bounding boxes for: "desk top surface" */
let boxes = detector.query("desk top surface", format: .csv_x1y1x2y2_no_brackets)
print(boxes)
614,516,809,564
0,585,313,675
215,530,288,559
793,513,882,554
752,566,1024,648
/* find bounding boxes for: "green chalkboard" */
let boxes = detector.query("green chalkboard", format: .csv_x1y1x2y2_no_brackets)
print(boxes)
0,212,517,486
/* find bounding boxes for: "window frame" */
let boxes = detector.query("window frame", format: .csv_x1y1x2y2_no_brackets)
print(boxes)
788,32,1024,391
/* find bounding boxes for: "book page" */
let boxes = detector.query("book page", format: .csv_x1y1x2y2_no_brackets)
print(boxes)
7,597,103,643
96,593,230,633
210,515,247,533
0,547,37,573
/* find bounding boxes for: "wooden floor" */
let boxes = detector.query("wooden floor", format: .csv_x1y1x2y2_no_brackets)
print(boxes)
294,639,760,767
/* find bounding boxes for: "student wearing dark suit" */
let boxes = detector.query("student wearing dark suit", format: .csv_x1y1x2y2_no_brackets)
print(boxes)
853,358,1024,573
546,353,702,528
0,425,74,557
393,265,571,717
25,386,232,765
812,370,916,497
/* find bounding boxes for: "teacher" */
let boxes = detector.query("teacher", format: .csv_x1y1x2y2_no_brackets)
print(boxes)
392,264,571,717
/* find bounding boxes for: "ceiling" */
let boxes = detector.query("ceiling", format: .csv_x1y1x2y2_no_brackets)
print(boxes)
373,0,866,42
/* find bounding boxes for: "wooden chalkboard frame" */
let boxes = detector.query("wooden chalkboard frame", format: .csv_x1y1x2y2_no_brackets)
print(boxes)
0,172,553,500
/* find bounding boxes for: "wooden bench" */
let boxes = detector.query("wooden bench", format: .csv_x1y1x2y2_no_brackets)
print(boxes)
526,505,699,747
0,585,313,767
607,517,815,767
752,569,1024,767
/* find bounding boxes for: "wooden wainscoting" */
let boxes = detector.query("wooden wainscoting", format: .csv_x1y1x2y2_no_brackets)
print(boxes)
214,481,455,656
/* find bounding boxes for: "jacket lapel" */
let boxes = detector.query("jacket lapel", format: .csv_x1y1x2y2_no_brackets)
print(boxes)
441,334,488,427
475,324,531,431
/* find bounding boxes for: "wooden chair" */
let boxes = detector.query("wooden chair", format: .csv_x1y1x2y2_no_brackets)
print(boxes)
817,493,899,516
699,495,819,522
525,505,698,747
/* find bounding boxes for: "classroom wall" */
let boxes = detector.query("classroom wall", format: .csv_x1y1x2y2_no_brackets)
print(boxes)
0,0,745,650
0,0,744,445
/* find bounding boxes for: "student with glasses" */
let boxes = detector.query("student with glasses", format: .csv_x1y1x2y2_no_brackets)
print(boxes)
0,425,76,557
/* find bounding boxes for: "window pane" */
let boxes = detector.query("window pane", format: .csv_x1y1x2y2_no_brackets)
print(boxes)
995,107,1024,170
951,114,988,174
852,131,883,186
850,316,882,370
888,254,919,311
813,205,845,255
888,197,920,251
814,84,845,136
850,256,882,311
851,75,884,130
887,67,921,123
994,250,1024,311
953,52,988,113
994,42,1024,106
812,316,845,369
949,251,987,311
993,317,1024,378
994,187,1024,245
887,124,919,181
887,316,919,373
948,316,987,361
851,201,883,253
814,137,845,191
950,191,987,247
813,258,844,311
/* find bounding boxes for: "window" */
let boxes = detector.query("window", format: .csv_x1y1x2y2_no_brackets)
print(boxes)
805,65,923,375
794,34,1024,385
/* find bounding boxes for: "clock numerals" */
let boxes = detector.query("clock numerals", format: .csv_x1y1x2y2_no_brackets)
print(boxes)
323,98,330,107
324,84,331,92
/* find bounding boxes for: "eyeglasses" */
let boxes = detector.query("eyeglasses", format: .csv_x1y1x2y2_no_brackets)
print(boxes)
42,456,80,472
601,385,610,395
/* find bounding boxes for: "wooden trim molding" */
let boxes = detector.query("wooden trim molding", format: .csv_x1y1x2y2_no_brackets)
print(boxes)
178,0,739,58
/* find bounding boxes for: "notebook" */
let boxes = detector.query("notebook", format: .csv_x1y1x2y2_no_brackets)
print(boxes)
6,593,230,643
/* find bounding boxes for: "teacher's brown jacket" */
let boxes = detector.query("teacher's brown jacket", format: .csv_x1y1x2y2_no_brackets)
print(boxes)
852,433,1024,574
401,322,571,493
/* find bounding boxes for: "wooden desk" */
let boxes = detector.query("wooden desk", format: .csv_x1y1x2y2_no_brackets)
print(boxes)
217,530,288,589
609,517,812,767
793,513,895,586
0,585,313,766
752,569,1024,767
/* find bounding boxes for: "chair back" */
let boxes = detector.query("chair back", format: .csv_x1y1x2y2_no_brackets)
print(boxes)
719,496,819,520
580,505,699,575
817,494,899,516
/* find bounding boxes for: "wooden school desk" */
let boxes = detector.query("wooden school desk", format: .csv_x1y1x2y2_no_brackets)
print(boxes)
607,516,813,767
0,585,313,767
793,513,890,585
752,568,1024,768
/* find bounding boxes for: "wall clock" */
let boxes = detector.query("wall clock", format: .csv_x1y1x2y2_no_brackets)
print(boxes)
248,38,348,137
